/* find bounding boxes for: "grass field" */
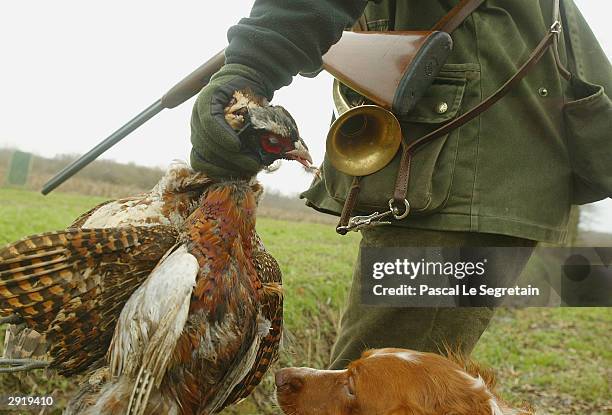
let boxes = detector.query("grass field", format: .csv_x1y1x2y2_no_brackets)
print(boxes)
0,188,610,414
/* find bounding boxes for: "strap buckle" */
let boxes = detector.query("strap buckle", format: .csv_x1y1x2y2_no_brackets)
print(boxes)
389,198,411,220
550,20,562,34
336,199,410,233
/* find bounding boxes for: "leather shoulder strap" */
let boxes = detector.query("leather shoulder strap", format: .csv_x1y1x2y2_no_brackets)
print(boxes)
353,0,484,33
433,0,486,33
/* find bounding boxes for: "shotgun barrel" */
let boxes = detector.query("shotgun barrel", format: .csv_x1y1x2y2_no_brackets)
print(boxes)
41,50,225,195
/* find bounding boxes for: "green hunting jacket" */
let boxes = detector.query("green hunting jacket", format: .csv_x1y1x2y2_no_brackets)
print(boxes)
225,0,612,244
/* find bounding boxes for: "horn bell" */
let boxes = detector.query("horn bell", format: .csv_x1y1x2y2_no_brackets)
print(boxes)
327,104,402,177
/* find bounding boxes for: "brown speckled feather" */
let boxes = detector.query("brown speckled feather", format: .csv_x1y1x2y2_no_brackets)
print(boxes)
2,324,47,360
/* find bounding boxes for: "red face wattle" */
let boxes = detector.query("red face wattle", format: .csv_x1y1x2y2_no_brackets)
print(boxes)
260,133,293,155
259,134,313,167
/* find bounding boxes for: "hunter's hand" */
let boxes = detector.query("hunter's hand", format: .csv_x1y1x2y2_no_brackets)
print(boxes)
190,64,272,178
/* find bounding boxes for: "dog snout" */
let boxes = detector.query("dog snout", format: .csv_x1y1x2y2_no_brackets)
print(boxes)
275,368,305,391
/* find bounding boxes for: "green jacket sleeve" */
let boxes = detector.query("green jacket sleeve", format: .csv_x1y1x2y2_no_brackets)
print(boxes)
225,0,368,95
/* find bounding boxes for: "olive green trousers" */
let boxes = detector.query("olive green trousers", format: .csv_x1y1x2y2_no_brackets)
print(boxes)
329,227,536,369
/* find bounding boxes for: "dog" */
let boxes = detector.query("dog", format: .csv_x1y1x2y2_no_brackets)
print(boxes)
275,348,532,415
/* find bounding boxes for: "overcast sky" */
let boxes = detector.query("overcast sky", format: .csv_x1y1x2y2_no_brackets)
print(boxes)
0,1,610,232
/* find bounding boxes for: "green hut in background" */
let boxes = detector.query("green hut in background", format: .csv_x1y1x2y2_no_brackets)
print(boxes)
5,150,32,187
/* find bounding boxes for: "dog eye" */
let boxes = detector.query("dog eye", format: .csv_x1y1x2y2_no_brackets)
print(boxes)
346,376,356,397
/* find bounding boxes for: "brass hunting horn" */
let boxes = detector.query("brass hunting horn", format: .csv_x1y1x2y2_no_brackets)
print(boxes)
327,80,402,176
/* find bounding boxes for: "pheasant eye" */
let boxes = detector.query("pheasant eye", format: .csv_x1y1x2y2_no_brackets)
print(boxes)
260,134,291,155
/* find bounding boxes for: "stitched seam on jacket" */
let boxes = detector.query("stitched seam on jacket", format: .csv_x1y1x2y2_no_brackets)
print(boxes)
470,12,483,232
450,212,567,230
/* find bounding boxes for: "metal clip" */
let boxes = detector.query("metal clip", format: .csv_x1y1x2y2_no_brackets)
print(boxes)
336,199,411,233
344,211,393,232
550,20,562,34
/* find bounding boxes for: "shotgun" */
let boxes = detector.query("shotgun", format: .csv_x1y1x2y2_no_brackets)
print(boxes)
41,31,451,194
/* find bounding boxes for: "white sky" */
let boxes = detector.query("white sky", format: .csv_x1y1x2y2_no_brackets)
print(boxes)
0,1,611,232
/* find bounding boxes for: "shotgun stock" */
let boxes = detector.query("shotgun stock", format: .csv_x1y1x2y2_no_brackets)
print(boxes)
42,31,451,194
323,31,452,117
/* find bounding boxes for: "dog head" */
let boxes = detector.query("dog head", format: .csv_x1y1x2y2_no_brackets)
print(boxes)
275,348,530,415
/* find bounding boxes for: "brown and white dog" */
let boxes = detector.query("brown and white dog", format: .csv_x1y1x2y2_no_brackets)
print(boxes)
275,348,532,415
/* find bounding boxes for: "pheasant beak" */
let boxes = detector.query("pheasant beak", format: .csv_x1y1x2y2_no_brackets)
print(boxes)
285,139,313,168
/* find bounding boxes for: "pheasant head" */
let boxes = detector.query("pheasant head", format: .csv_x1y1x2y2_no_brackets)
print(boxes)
224,90,313,171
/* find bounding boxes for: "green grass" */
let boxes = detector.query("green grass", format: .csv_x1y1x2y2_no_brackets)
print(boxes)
0,188,610,415
0,188,107,244
257,218,359,365
473,308,611,414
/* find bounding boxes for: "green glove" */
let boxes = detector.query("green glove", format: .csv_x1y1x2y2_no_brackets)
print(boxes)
190,63,273,178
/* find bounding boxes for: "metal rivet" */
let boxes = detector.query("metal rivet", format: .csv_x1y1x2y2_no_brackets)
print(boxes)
436,102,449,114
539,87,549,97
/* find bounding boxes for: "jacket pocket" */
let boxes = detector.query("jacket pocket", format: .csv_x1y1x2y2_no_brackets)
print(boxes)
323,66,469,215
564,77,612,204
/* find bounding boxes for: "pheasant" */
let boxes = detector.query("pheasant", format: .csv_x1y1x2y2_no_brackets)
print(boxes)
0,91,312,414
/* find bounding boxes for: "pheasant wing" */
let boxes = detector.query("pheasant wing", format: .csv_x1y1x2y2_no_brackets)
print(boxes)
107,244,199,415
0,226,178,374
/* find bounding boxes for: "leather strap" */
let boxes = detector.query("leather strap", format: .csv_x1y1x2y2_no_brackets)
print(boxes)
552,0,572,80
433,0,486,33
337,0,568,232
337,177,362,235
393,144,412,204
